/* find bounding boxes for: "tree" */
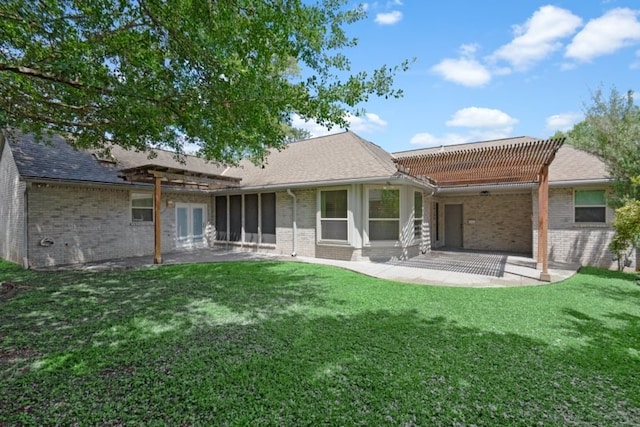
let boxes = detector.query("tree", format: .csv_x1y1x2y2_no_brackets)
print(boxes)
0,0,408,163
609,180,640,270
283,126,312,143
567,87,640,206
567,87,640,270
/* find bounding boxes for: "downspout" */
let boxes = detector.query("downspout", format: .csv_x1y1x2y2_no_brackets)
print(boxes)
23,183,30,269
286,189,297,257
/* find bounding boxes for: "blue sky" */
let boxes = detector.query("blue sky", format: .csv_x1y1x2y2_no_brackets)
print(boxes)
292,0,640,153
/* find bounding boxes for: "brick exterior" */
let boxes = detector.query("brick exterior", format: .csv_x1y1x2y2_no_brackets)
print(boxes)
0,137,26,265
26,183,212,267
433,192,533,254
532,187,630,269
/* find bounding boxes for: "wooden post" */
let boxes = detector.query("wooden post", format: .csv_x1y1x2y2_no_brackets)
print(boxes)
538,165,550,281
154,176,162,264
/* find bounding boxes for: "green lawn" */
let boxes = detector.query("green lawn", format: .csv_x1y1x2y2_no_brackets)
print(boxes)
1,260,639,426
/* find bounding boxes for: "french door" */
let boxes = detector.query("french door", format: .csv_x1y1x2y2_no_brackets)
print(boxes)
176,203,207,248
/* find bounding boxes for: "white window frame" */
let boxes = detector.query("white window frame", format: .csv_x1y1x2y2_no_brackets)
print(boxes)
573,189,607,224
317,187,350,244
414,190,423,241
365,186,400,245
131,192,154,223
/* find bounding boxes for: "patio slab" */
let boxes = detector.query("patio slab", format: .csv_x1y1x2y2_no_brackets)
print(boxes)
39,248,580,287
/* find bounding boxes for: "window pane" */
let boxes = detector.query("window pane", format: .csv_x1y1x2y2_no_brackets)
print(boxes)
193,207,204,237
229,195,242,242
261,193,276,243
575,207,606,223
177,207,188,241
321,190,348,218
369,220,399,241
244,194,259,242
575,190,605,206
414,220,423,239
132,197,153,208
132,208,153,222
414,192,423,217
215,196,227,241
369,189,399,218
321,220,347,240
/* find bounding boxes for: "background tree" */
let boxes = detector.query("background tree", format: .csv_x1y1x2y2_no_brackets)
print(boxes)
567,87,640,270
567,87,640,206
0,0,408,163
283,125,313,143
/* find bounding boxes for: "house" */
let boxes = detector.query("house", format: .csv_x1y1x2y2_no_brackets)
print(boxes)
0,128,629,273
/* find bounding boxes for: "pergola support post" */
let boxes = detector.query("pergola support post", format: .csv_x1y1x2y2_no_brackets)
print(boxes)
538,165,550,281
154,176,162,265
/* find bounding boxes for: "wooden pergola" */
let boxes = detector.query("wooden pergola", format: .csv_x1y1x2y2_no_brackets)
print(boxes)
120,164,241,264
393,138,564,281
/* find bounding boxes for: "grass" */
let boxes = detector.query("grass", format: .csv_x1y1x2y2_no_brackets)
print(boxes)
1,260,639,426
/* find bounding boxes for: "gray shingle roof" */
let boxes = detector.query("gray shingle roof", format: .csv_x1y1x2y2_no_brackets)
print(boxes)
6,132,232,186
224,131,399,187
8,132,126,185
6,131,610,189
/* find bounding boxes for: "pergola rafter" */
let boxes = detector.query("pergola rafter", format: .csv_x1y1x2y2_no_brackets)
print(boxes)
393,138,565,281
393,138,564,186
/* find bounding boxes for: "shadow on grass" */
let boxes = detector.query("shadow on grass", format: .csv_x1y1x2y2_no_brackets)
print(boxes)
2,261,640,425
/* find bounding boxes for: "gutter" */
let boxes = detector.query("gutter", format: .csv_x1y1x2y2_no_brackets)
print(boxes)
437,182,538,194
435,178,614,195
549,178,614,188
214,173,436,195
286,189,297,257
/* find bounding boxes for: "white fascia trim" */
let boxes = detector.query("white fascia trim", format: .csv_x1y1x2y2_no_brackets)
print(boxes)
213,174,436,194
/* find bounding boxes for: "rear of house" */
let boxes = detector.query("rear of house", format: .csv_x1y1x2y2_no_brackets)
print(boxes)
0,129,631,270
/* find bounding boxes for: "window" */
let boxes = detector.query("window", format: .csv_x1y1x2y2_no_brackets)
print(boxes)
229,195,242,241
214,193,276,244
320,189,348,241
261,193,276,244
435,202,440,241
414,191,423,239
244,194,259,243
575,190,606,223
214,196,227,241
368,188,399,241
131,193,153,222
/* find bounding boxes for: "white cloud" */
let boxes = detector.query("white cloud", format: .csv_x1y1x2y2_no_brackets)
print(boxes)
409,107,518,147
375,10,403,25
491,5,582,71
410,132,469,147
545,112,582,132
431,44,491,87
348,112,388,133
291,112,388,137
566,8,640,62
431,58,492,87
445,107,518,129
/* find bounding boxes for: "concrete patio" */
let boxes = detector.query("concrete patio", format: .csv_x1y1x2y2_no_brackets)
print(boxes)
39,248,580,287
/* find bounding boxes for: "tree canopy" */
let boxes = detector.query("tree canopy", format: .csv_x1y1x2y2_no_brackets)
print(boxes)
567,87,640,205
0,0,408,162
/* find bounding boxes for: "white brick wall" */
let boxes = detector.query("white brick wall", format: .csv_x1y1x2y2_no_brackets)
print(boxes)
26,183,212,267
532,187,628,268
433,192,533,253
0,137,26,265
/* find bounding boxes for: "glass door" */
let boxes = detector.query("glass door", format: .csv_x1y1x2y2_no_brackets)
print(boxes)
176,203,207,248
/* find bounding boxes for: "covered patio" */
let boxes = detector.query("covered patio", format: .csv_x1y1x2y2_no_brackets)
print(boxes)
394,137,565,281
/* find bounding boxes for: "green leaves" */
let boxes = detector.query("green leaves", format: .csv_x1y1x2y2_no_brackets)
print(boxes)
1,0,406,163
568,87,640,205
